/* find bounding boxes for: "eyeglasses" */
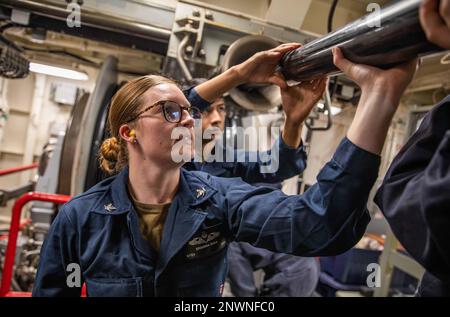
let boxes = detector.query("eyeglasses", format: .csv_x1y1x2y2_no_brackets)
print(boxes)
126,100,202,124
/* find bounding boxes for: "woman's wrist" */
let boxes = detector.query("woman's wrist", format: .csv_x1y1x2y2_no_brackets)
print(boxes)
360,82,404,107
359,89,400,114
347,91,399,155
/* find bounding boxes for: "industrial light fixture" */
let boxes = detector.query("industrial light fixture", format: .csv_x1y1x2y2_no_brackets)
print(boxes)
29,62,88,81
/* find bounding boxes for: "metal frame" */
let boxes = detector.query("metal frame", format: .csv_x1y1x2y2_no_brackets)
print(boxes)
374,228,425,297
166,1,316,70
0,183,34,207
0,192,70,297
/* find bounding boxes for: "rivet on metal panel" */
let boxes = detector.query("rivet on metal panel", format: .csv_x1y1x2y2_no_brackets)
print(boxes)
205,11,213,20
185,45,193,55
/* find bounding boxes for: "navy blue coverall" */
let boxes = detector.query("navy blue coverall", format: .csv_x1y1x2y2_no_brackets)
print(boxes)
33,136,380,296
374,95,450,297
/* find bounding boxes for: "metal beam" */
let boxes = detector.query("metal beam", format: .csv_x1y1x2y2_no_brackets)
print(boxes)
0,0,172,43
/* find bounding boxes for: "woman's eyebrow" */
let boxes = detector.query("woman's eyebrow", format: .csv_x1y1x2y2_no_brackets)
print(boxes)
149,99,168,109
178,100,191,108
150,99,191,108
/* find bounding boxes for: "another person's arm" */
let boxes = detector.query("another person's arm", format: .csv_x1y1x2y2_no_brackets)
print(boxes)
194,43,300,102
224,78,326,183
184,43,300,112
186,43,324,183
279,77,326,148
374,0,450,281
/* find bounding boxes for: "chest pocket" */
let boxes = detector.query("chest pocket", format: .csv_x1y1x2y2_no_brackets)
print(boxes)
86,277,145,297
172,247,228,297
181,218,227,261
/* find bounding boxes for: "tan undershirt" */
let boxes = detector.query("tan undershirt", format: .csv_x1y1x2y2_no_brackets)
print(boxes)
128,185,170,251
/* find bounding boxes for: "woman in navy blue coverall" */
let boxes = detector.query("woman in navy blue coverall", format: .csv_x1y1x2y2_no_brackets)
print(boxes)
32,43,417,296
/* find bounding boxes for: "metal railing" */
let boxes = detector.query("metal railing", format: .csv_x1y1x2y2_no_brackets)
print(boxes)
0,192,70,297
0,163,38,177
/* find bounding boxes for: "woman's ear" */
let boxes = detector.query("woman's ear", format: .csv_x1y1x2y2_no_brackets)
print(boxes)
119,125,136,143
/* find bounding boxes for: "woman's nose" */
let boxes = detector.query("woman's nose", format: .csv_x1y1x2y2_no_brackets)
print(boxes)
180,109,195,128
210,110,223,125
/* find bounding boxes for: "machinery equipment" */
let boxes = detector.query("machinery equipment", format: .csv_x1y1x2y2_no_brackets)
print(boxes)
0,0,444,296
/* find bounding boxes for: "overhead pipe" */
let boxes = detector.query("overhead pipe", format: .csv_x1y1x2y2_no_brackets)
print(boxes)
279,0,444,82
0,0,171,43
0,163,38,176
177,34,193,81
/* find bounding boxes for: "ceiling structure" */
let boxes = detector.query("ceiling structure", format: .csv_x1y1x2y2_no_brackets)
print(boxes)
0,0,448,102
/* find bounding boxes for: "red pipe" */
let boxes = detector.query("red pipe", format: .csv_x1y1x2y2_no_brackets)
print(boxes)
0,163,39,176
0,192,70,297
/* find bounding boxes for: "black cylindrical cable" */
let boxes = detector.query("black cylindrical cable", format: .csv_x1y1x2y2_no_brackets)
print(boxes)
279,0,443,82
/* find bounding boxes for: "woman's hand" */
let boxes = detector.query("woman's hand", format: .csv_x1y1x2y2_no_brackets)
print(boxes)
233,43,301,89
332,47,417,105
331,47,417,155
420,0,450,49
